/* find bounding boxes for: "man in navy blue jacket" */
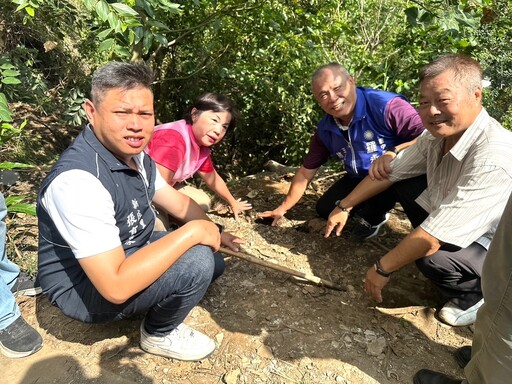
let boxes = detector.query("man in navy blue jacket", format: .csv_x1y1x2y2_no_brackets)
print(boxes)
260,63,424,240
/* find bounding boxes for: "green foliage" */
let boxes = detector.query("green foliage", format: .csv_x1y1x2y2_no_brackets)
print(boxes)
11,0,41,21
81,0,182,61
473,1,512,128
62,88,87,127
1,0,511,178
0,57,27,146
4,195,36,216
0,162,36,216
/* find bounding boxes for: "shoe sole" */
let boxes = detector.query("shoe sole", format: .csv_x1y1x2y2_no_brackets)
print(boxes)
0,341,43,358
438,300,483,326
12,287,43,297
140,342,215,361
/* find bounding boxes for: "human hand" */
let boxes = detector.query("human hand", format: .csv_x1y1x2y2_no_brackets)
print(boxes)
230,198,252,220
258,207,286,226
324,208,350,238
221,231,245,252
369,152,395,181
187,220,221,251
364,266,390,303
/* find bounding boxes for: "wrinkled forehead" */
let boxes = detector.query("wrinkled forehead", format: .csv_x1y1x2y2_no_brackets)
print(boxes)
312,68,349,93
419,70,458,95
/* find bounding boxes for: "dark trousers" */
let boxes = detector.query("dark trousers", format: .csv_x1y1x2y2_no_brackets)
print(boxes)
392,175,485,309
316,175,397,225
54,231,225,336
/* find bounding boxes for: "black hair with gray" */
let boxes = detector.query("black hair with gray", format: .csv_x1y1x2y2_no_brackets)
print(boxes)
91,62,154,105
419,54,483,95
311,62,351,87
184,93,239,131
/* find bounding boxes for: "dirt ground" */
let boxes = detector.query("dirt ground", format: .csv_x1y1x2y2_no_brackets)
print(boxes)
1,163,474,384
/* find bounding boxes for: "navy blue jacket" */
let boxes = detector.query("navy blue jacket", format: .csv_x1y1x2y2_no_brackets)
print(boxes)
316,87,408,177
37,125,157,304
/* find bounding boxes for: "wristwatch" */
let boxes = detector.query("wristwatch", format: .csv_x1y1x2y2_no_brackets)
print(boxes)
374,259,393,277
387,146,399,155
334,200,349,213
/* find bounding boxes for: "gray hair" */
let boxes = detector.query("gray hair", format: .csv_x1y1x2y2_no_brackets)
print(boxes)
419,54,483,95
311,62,351,87
91,62,154,104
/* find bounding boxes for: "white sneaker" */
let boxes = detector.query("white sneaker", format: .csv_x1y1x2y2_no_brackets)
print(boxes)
438,298,484,326
140,321,216,361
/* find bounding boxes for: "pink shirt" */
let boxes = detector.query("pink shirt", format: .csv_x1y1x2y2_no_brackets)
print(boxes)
145,119,214,185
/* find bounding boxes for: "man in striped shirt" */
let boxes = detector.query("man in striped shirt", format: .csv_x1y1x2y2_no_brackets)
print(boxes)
324,54,512,328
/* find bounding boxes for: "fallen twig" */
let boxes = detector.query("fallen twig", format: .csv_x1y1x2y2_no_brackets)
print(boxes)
219,247,346,291
374,305,429,315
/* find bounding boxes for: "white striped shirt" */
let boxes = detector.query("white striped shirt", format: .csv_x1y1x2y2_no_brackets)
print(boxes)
389,108,512,249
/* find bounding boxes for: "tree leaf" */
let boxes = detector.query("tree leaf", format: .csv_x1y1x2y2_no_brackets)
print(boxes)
147,20,171,31
95,0,110,21
6,202,36,216
96,28,113,40
1,77,22,85
0,109,12,122
98,38,115,52
1,70,20,77
111,3,139,17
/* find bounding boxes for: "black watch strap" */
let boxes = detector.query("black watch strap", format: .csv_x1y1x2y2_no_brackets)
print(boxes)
374,259,393,277
334,200,349,212
387,146,399,155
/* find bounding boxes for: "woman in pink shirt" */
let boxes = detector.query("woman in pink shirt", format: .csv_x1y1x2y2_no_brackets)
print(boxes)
146,93,251,228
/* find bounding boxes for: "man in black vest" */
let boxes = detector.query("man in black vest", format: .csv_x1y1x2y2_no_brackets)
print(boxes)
37,62,242,361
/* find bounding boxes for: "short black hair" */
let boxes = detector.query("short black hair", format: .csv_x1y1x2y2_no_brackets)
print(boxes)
91,62,154,105
184,93,239,131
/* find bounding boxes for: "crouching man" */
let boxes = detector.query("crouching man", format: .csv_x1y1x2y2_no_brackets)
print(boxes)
325,54,512,327
37,62,242,361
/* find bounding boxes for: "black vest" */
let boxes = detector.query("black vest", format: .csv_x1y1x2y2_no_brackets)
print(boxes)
37,125,157,303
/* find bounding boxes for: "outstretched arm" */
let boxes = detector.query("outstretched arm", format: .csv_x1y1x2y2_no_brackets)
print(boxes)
259,166,318,226
364,226,441,302
324,175,394,237
199,170,252,219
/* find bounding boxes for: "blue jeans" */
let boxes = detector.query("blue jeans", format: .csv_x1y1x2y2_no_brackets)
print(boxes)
53,231,225,336
0,192,22,331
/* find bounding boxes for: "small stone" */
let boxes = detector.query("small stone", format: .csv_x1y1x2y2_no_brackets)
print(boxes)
223,369,241,384
241,280,256,288
353,334,366,344
257,344,274,359
215,332,224,346
364,329,377,341
367,336,387,356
